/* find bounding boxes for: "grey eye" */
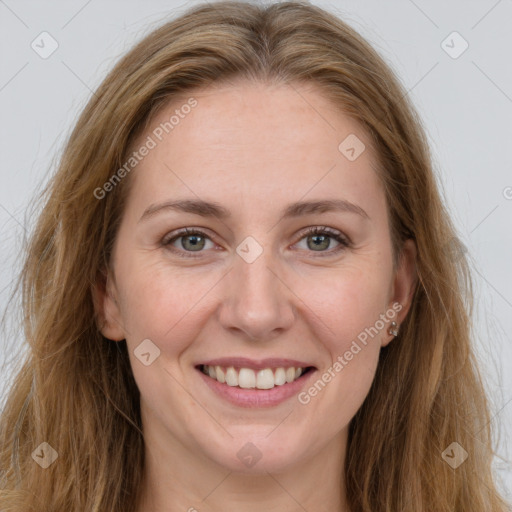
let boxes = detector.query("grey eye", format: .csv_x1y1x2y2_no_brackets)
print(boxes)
306,233,333,251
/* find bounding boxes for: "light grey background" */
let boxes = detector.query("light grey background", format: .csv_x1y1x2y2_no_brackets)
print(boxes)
1,0,511,498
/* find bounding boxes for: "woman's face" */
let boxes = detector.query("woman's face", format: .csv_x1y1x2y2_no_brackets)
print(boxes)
97,80,416,474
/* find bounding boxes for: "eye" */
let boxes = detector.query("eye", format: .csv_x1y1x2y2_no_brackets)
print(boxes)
162,228,216,257
162,226,351,259
294,226,350,255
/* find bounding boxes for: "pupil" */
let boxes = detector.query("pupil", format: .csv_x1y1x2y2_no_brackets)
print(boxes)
183,235,205,251
309,235,329,251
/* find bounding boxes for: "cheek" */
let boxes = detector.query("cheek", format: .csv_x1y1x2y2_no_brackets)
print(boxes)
116,263,214,424
295,262,391,349
116,258,221,353
293,265,389,415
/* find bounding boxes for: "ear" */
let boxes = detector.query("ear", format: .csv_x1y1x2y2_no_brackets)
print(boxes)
382,238,418,347
92,269,126,341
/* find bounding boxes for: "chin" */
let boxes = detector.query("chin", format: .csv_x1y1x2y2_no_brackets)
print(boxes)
199,428,310,474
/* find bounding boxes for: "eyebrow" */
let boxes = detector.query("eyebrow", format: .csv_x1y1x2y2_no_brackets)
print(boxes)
139,198,370,223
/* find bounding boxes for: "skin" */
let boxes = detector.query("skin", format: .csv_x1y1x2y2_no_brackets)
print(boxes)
95,79,417,512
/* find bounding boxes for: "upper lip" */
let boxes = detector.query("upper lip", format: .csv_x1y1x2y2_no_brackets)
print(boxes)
197,357,316,371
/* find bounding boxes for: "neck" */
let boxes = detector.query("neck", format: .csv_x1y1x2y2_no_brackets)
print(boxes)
135,421,350,512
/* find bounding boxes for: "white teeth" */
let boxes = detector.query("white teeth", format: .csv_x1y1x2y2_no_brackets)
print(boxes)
225,367,238,387
274,367,286,386
202,365,308,389
285,367,296,383
256,369,274,389
238,368,256,389
215,366,225,384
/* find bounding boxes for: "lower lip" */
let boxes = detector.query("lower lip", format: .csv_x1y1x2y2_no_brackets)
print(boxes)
197,368,316,408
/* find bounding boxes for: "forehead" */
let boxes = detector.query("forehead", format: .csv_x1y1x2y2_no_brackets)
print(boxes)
124,80,385,223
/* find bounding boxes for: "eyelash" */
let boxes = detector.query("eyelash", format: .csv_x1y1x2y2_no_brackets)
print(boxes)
161,226,351,259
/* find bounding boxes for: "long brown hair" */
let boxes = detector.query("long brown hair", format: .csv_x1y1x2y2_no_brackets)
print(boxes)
0,1,508,510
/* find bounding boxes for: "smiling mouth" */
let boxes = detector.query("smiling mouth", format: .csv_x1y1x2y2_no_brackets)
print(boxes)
197,364,315,390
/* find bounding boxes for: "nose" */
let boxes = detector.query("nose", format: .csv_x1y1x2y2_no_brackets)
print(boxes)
217,248,296,341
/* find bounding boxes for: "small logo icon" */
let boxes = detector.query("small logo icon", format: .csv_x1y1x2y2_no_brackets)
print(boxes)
31,442,59,469
441,32,469,59
503,186,512,200
237,442,263,468
442,442,468,469
338,134,366,161
31,31,59,59
236,236,263,264
134,338,161,366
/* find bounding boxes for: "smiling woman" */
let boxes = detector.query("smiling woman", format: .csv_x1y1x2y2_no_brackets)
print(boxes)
0,1,509,511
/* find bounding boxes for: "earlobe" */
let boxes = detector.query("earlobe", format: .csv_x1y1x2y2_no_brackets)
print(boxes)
92,270,126,341
383,238,418,346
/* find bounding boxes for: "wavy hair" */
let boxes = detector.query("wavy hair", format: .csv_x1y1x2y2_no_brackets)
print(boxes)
0,1,508,510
